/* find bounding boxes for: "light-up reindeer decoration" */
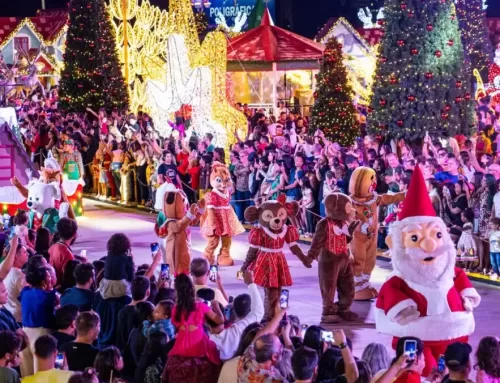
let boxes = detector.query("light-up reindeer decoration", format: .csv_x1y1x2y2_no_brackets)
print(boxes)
214,9,247,33
15,45,45,97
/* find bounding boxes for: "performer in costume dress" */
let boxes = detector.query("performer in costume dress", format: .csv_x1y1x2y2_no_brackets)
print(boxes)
59,140,84,181
200,162,245,266
375,165,481,377
241,195,312,320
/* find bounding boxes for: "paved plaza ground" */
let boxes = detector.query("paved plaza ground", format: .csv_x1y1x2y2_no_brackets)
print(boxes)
74,199,500,357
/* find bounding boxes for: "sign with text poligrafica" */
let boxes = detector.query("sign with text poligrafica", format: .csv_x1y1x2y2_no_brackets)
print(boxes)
204,0,276,29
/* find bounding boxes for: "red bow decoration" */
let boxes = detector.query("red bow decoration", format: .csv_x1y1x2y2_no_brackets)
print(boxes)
276,194,295,216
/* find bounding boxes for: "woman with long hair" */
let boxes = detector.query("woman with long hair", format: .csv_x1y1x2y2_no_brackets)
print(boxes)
35,227,51,263
94,346,124,383
163,274,224,383
475,336,500,383
135,328,168,383
477,174,497,272
361,343,392,378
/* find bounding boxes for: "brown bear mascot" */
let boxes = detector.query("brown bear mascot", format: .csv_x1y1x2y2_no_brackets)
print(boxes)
349,167,405,300
307,193,360,323
241,194,312,320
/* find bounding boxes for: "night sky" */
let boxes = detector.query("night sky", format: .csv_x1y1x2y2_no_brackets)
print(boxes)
1,0,499,38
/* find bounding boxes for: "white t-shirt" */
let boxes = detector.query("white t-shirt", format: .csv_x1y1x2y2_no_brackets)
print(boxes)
494,192,500,218
4,268,25,322
194,284,228,306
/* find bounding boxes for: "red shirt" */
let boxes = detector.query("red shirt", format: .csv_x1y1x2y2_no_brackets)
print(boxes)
49,243,75,285
176,152,189,176
187,166,200,189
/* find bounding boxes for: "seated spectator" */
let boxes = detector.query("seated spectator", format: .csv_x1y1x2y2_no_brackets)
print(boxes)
94,346,124,383
116,276,151,352
208,271,264,361
361,343,392,378
21,334,73,383
142,299,175,340
49,218,78,284
442,342,473,383
376,337,425,383
475,336,500,383
19,266,57,377
0,330,22,382
68,367,99,383
61,312,100,372
60,263,96,312
191,258,228,306
218,322,263,383
52,305,78,351
164,274,224,383
135,331,169,383
292,346,318,383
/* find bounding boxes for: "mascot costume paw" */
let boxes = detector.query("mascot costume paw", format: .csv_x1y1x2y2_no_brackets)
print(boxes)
241,194,311,320
375,165,480,377
200,162,245,266
154,181,205,276
308,193,360,324
349,166,405,300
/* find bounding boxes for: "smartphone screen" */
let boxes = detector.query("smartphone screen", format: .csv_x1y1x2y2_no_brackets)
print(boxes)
55,352,64,369
279,289,289,309
224,306,232,321
301,324,308,338
209,265,218,283
204,300,212,308
321,331,334,343
236,271,244,280
404,340,417,361
161,264,170,280
150,242,159,254
438,355,445,373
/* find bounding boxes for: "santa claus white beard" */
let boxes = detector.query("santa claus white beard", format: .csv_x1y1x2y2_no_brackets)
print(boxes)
392,243,456,287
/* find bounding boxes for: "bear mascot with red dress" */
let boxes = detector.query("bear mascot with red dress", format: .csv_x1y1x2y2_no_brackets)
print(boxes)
375,165,481,377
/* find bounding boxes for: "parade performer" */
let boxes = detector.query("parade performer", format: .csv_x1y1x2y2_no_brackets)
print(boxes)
200,162,245,266
154,181,205,275
349,167,405,300
241,195,312,320
307,193,360,323
376,165,481,376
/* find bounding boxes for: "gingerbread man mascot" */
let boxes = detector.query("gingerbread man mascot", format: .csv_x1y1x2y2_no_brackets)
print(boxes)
376,165,481,376
154,181,205,275
241,194,312,320
200,162,245,266
349,167,405,300
307,193,360,324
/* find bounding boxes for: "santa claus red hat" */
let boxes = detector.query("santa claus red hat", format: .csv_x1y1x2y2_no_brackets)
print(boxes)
397,164,436,221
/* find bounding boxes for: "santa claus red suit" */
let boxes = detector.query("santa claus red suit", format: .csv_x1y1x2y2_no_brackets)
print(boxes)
375,165,481,377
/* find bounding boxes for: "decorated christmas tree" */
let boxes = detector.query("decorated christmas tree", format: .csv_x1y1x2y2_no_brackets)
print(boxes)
311,37,357,146
59,0,129,112
456,0,493,82
368,0,474,140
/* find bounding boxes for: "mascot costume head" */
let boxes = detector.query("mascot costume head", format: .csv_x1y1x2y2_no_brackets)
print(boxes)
375,165,481,376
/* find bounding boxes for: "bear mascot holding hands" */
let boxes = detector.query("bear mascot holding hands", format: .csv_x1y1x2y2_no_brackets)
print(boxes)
241,194,312,320
376,165,481,376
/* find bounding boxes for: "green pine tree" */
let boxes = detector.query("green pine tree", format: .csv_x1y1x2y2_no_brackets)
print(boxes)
59,0,129,112
456,0,493,82
368,0,474,140
310,37,357,146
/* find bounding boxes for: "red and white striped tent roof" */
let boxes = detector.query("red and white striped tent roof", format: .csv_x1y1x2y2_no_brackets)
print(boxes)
227,8,324,72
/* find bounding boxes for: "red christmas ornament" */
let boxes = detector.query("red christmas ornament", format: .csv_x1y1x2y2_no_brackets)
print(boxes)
448,39,454,46
435,50,442,58
425,72,434,79
379,123,387,129
389,77,398,84
427,24,434,31
78,84,83,88
408,10,415,17
397,40,405,47
450,15,456,21
456,80,462,88
441,112,449,119
397,120,404,127
86,4,91,8
377,19,385,26
444,105,451,111
71,7,76,11
337,43,343,49
313,92,318,98
344,101,350,105
368,106,374,113
329,101,335,106
380,56,388,63
335,85,342,92
455,96,462,103
91,89,96,93
379,99,387,107
407,95,416,102
400,2,407,9
411,48,419,55
464,93,471,101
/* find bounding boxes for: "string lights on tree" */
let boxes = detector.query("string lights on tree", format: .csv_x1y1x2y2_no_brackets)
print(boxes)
311,37,357,146
59,0,129,111
368,0,474,140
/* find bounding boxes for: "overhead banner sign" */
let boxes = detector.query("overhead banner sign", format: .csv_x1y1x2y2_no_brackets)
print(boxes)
203,0,276,31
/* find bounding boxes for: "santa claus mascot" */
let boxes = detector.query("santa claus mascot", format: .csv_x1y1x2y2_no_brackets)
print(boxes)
375,165,481,376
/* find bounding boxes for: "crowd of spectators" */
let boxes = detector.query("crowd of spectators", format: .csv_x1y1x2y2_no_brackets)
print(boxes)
0,89,499,382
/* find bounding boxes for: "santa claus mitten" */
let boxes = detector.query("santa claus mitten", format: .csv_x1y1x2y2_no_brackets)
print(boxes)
241,247,259,272
394,306,420,325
